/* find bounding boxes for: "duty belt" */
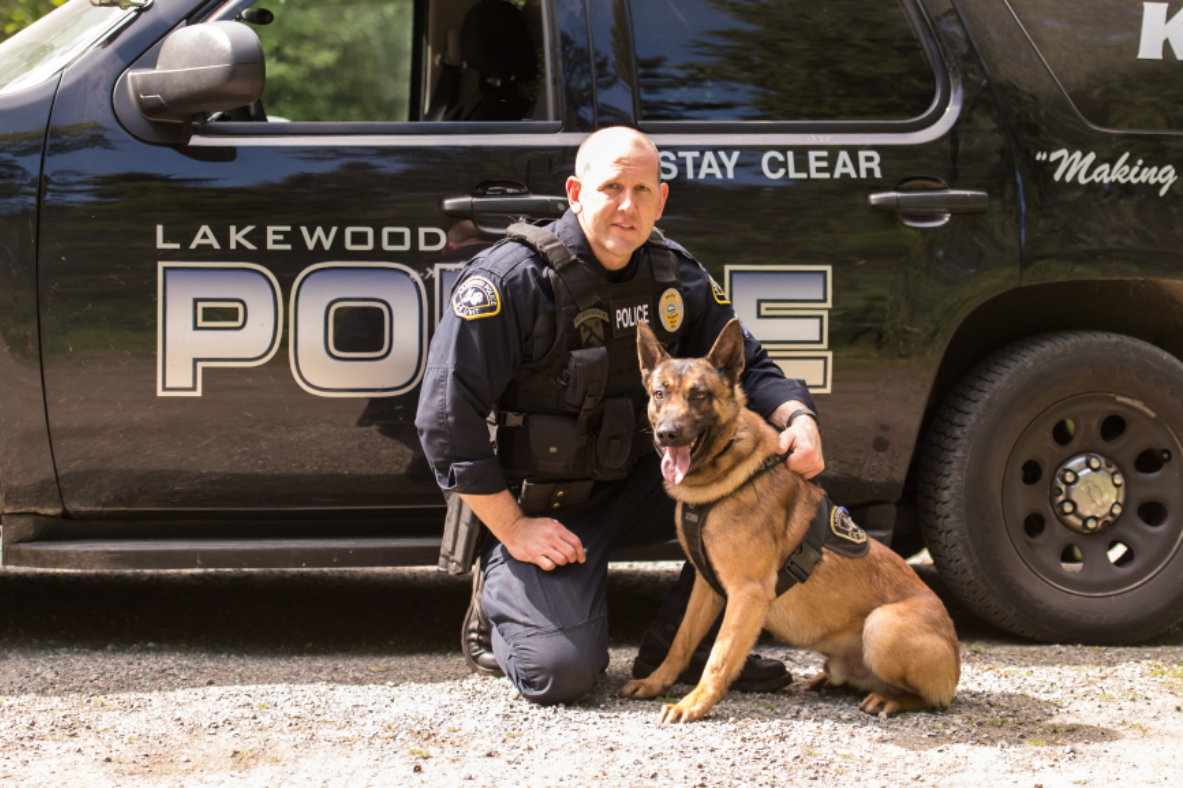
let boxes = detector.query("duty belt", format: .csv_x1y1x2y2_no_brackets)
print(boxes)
680,454,870,599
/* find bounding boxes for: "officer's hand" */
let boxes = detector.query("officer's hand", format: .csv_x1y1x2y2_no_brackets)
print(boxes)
778,416,824,479
504,516,587,571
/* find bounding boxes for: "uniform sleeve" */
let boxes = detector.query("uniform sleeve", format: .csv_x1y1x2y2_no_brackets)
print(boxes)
676,255,817,420
414,260,540,495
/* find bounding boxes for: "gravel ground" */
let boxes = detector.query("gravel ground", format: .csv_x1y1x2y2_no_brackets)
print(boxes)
1,558,1181,787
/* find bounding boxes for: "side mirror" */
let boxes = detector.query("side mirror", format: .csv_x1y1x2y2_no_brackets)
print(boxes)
129,21,264,123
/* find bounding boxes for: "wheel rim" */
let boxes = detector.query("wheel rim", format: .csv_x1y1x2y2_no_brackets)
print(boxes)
1003,393,1183,597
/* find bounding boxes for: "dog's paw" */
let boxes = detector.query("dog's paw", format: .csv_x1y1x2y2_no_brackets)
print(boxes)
859,693,901,717
619,679,664,700
660,702,707,724
807,671,834,692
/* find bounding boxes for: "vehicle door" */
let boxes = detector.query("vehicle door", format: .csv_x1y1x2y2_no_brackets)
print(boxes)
36,0,593,513
555,0,1022,508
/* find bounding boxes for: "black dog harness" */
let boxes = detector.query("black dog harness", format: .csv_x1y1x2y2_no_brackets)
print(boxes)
680,452,870,599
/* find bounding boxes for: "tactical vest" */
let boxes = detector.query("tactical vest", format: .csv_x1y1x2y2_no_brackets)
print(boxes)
496,222,687,483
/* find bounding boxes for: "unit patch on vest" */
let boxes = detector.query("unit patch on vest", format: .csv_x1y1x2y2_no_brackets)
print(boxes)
829,506,867,547
574,308,609,347
611,296,651,336
659,288,685,333
709,275,730,305
452,276,501,320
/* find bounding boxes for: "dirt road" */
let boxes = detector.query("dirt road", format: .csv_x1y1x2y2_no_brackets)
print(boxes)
1,559,1180,787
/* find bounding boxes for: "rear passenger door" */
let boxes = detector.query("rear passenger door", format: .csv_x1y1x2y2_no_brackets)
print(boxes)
37,0,588,513
600,0,1022,506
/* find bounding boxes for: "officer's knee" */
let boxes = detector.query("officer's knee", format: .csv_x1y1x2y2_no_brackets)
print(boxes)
507,625,606,705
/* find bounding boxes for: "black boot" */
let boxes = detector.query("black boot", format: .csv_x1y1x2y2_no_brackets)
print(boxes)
631,619,791,693
462,568,504,677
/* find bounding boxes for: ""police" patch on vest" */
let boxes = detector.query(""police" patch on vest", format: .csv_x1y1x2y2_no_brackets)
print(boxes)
611,296,650,336
452,276,501,320
829,506,867,546
659,288,685,332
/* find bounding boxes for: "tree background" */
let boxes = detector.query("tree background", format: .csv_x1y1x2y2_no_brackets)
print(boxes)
2,0,67,40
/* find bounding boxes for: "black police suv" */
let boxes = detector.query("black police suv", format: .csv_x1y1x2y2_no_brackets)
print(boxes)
1,0,1182,644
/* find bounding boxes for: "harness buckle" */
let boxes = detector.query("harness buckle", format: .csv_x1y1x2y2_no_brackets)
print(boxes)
786,542,823,585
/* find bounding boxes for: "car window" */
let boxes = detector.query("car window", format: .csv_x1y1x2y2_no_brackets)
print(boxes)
253,0,415,122
1007,0,1183,132
629,0,936,123
225,0,547,123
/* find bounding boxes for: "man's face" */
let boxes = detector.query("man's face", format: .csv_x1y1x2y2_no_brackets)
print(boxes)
566,144,669,271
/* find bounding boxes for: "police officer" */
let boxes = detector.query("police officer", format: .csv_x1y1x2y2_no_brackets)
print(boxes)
415,127,824,705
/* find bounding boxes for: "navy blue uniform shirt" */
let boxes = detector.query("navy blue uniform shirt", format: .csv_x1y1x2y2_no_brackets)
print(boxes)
415,211,817,496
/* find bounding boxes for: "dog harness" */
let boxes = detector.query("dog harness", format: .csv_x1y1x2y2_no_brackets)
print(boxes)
680,452,871,599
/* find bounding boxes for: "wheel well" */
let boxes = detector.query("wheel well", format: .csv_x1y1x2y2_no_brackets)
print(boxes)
927,279,1183,415
895,278,1183,537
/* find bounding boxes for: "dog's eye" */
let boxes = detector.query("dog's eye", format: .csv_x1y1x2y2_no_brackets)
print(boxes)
692,390,707,400
654,390,664,400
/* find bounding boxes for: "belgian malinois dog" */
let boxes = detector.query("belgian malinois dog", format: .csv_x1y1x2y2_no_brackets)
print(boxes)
621,319,960,723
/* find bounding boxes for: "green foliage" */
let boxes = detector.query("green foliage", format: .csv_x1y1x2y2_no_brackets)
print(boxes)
1,0,67,41
256,0,413,122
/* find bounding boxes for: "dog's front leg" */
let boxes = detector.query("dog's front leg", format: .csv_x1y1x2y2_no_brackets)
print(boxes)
660,582,771,724
620,574,723,700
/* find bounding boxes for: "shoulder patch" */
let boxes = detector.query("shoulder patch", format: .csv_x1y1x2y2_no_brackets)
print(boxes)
709,275,730,305
829,506,867,546
452,276,501,320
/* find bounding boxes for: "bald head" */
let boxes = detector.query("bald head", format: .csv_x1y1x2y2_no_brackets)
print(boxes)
566,126,668,271
574,127,661,180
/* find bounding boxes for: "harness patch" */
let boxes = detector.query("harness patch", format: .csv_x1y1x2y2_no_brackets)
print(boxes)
452,276,501,320
659,288,685,332
830,506,867,546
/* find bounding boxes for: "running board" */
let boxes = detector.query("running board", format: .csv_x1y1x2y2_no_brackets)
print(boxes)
2,537,445,570
2,535,688,571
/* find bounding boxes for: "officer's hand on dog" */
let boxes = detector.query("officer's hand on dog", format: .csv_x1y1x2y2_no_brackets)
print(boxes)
505,516,587,571
772,401,825,479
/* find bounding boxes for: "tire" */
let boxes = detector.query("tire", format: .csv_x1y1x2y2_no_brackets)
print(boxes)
917,331,1183,643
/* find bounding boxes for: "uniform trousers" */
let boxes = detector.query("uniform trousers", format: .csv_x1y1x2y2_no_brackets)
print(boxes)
480,453,704,705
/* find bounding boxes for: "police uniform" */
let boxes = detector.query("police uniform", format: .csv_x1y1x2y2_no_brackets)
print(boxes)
415,210,816,704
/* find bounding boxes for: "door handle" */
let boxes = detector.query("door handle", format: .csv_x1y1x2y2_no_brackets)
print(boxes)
442,194,570,218
442,194,569,235
867,189,988,229
867,189,989,214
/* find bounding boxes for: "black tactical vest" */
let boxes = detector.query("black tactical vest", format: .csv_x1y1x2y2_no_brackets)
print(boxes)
496,222,687,482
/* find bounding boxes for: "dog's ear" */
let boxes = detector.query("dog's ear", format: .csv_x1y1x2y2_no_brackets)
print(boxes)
707,319,746,387
637,321,668,387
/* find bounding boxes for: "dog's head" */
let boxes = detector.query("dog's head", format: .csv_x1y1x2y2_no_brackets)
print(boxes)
637,319,745,485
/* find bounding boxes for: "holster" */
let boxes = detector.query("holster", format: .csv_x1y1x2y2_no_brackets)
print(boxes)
438,491,486,576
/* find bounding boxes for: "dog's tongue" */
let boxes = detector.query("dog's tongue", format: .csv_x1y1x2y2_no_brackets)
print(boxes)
662,446,692,485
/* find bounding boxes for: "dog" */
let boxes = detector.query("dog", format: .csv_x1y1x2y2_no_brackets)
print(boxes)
620,319,960,723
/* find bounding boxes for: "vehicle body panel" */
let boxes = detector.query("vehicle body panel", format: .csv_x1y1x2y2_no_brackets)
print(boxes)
0,76,65,515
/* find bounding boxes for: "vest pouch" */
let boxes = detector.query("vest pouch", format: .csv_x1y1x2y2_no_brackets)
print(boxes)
527,414,582,476
592,397,634,480
560,346,609,413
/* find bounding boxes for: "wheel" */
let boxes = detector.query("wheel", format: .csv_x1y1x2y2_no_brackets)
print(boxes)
917,331,1183,643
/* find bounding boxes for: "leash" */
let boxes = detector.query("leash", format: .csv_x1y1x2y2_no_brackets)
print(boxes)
680,454,870,600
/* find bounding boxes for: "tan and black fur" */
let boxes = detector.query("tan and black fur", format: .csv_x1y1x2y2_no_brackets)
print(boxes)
621,319,960,724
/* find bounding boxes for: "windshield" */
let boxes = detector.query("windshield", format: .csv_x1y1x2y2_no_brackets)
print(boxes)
0,0,141,97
